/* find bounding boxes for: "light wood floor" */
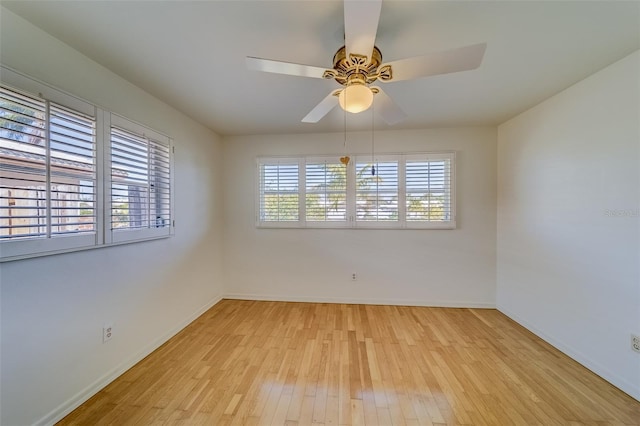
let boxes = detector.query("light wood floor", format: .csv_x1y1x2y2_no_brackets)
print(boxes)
59,300,640,425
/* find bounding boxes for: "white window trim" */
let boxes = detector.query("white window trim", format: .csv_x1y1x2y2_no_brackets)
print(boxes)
402,152,456,229
0,66,174,262
107,114,174,243
256,152,456,230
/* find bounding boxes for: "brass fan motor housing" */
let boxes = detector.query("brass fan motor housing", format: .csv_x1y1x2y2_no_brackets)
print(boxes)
322,46,392,86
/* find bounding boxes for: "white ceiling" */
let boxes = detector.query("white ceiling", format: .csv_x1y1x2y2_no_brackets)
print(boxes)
3,0,639,136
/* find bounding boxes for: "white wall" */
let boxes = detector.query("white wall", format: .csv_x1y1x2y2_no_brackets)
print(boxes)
497,51,640,400
222,128,497,307
0,9,224,425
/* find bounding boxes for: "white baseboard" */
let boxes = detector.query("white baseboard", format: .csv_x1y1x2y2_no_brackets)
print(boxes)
223,293,495,309
498,305,640,402
35,294,224,426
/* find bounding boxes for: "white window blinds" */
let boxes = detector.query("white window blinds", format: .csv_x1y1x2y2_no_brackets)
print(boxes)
1,70,174,261
256,153,455,229
305,158,347,222
0,86,96,240
110,126,171,232
149,138,171,228
258,160,300,223
355,159,399,223
49,104,96,235
405,155,452,222
0,87,47,239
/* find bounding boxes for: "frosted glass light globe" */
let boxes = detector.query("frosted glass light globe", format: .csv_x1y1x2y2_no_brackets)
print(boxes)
338,84,373,113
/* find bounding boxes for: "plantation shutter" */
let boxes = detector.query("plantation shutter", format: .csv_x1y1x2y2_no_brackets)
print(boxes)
405,153,454,224
305,157,347,224
49,104,96,235
110,127,150,230
255,153,455,230
1,86,97,240
149,138,171,228
1,69,176,261
355,158,399,223
258,159,300,225
0,87,47,239
110,122,172,240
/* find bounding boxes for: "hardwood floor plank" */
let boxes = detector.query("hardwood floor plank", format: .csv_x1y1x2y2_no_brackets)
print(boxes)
57,300,640,426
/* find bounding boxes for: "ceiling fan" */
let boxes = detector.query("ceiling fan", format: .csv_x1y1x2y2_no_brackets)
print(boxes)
246,0,486,125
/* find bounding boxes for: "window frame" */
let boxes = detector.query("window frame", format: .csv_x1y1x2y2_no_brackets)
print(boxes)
353,154,401,229
304,156,350,228
256,152,456,230
256,157,304,228
1,66,174,262
403,152,456,229
107,114,174,244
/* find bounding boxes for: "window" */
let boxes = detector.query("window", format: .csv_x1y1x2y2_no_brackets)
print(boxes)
1,87,48,239
305,158,347,224
109,117,172,243
355,158,399,224
257,153,455,229
1,85,98,258
1,88,97,240
1,68,173,261
258,159,300,225
405,154,453,224
49,104,97,236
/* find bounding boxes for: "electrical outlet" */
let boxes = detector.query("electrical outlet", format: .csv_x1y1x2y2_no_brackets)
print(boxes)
103,323,113,343
351,273,357,281
632,334,640,353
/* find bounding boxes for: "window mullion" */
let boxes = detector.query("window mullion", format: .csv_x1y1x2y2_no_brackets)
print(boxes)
95,109,106,245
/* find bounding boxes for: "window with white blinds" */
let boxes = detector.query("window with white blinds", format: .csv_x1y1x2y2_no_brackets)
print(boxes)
109,115,172,243
405,154,452,223
0,86,96,241
258,159,300,223
355,159,399,223
0,87,47,239
50,104,96,235
305,158,347,223
257,153,455,229
110,127,171,231
1,69,174,261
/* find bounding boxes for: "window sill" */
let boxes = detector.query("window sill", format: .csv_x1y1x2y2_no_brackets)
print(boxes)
256,222,456,230
0,233,173,263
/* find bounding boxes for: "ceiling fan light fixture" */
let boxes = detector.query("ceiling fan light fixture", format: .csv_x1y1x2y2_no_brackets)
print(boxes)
339,83,373,113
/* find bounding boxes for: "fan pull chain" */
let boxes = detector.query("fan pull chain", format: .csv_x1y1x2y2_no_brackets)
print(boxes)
339,89,350,167
371,98,375,176
343,89,347,151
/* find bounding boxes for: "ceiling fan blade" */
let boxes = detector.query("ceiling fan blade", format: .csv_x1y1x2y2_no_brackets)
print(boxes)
382,43,487,82
302,90,340,123
372,87,407,125
344,0,382,62
246,57,329,79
